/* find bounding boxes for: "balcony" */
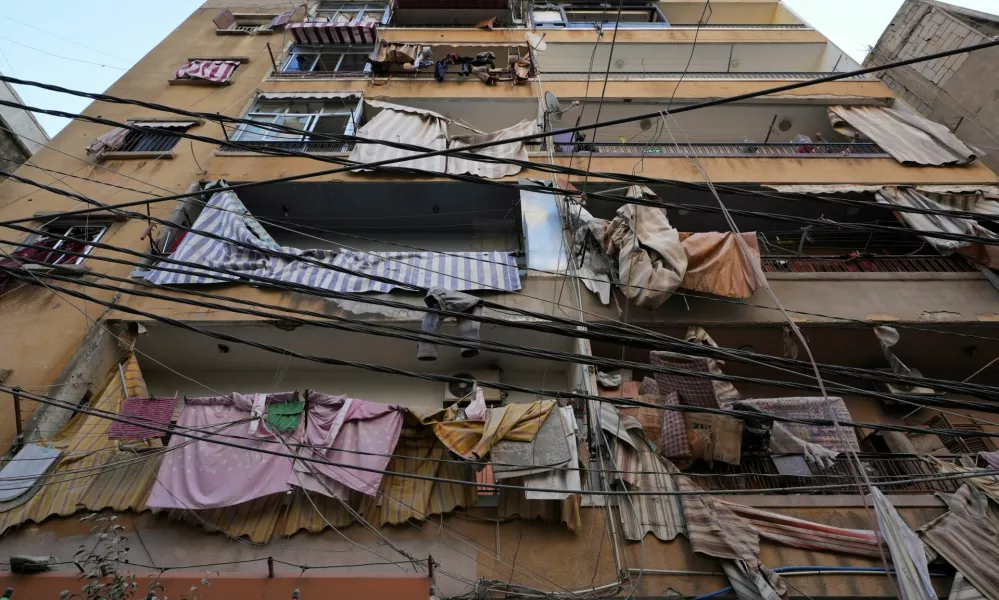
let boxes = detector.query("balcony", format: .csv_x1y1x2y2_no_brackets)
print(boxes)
528,142,888,158
219,139,355,154
760,255,977,274
539,71,873,81
688,454,968,495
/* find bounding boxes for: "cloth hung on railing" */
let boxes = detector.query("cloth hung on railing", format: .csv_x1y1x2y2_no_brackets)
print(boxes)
347,100,536,180
604,186,687,309
872,487,938,600
679,231,761,299
292,393,404,498
143,187,522,292
721,396,860,452
828,105,977,166
877,186,999,268
85,128,129,157
174,60,240,83
146,393,298,509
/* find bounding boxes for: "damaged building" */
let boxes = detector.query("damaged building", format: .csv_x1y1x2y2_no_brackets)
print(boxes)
0,0,998,599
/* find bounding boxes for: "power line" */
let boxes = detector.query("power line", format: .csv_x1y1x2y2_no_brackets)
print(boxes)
5,381,999,497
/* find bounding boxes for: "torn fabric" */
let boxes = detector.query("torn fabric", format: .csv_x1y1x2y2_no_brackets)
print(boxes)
679,232,761,299
85,128,129,157
875,325,912,378
721,502,882,557
604,186,687,309
872,487,938,600
569,206,614,304
523,407,581,500
615,430,684,541
144,188,521,292
920,484,999,600
447,120,537,179
677,476,786,599
877,186,999,267
828,106,977,166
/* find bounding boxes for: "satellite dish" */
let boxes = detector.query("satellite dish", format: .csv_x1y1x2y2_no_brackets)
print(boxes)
544,91,563,118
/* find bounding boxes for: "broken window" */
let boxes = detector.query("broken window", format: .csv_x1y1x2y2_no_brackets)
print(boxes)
9,223,109,268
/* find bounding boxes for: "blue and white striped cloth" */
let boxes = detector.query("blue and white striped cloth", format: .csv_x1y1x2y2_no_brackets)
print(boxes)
144,190,522,293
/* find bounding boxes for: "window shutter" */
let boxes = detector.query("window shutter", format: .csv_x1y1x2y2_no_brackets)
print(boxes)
213,8,236,29
268,9,294,28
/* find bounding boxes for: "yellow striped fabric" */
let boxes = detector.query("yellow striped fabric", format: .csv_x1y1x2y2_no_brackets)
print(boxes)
363,429,477,526
498,484,581,532
432,401,554,459
281,489,355,536
0,362,145,534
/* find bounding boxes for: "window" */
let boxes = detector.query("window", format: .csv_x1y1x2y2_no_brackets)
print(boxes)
281,45,374,74
531,3,667,27
10,223,109,268
117,124,189,154
233,98,361,144
314,2,390,26
925,416,996,454
213,8,292,34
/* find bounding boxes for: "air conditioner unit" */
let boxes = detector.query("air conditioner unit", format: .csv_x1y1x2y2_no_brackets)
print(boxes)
443,369,504,406
873,367,940,407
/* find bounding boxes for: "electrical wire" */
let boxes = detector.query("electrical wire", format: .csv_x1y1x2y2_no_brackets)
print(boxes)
6,170,999,409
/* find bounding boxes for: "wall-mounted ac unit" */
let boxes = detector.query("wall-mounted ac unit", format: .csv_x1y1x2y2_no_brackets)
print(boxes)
443,369,503,405
873,368,940,407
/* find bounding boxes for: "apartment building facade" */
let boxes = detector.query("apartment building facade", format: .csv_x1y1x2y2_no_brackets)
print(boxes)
0,1,997,598
864,0,999,172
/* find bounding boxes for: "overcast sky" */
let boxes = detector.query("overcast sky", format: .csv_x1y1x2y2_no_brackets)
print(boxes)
1,0,997,136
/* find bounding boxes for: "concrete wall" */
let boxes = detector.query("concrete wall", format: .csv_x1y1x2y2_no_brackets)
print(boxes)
865,0,999,171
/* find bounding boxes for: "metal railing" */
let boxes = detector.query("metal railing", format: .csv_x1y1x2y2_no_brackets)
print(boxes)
118,131,181,153
527,142,888,157
761,255,977,274
689,454,966,495
270,68,533,80
540,71,872,81
217,140,355,154
669,23,809,29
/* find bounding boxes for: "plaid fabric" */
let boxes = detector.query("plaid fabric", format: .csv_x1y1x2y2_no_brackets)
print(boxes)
677,475,761,564
639,376,659,395
659,392,691,458
107,396,178,441
722,397,859,452
650,352,720,409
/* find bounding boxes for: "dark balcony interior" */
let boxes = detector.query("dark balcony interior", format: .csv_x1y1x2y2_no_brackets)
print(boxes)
538,102,882,156
231,181,524,253
578,183,968,268
391,0,512,26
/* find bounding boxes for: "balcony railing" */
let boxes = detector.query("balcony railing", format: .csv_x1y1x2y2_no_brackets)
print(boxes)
761,255,977,274
270,68,534,80
689,454,966,495
668,23,809,29
218,140,355,154
539,71,872,81
529,142,888,157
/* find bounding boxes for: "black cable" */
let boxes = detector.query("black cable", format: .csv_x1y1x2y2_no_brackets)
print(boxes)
12,266,999,433
5,380,999,496
8,225,999,410
5,34,999,181
8,166,999,404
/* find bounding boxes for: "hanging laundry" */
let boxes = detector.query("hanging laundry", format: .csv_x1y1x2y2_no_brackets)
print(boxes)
417,287,483,361
107,396,179,441
431,400,554,460
266,399,305,432
293,393,404,498
872,487,938,600
146,393,296,510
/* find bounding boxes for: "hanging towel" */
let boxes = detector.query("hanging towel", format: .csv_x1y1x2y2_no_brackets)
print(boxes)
267,400,305,432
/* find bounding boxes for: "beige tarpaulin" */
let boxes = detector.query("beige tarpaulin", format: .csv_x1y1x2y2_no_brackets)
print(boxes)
679,231,761,299
604,186,687,309
877,186,999,267
348,100,533,179
447,120,537,179
828,106,978,166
